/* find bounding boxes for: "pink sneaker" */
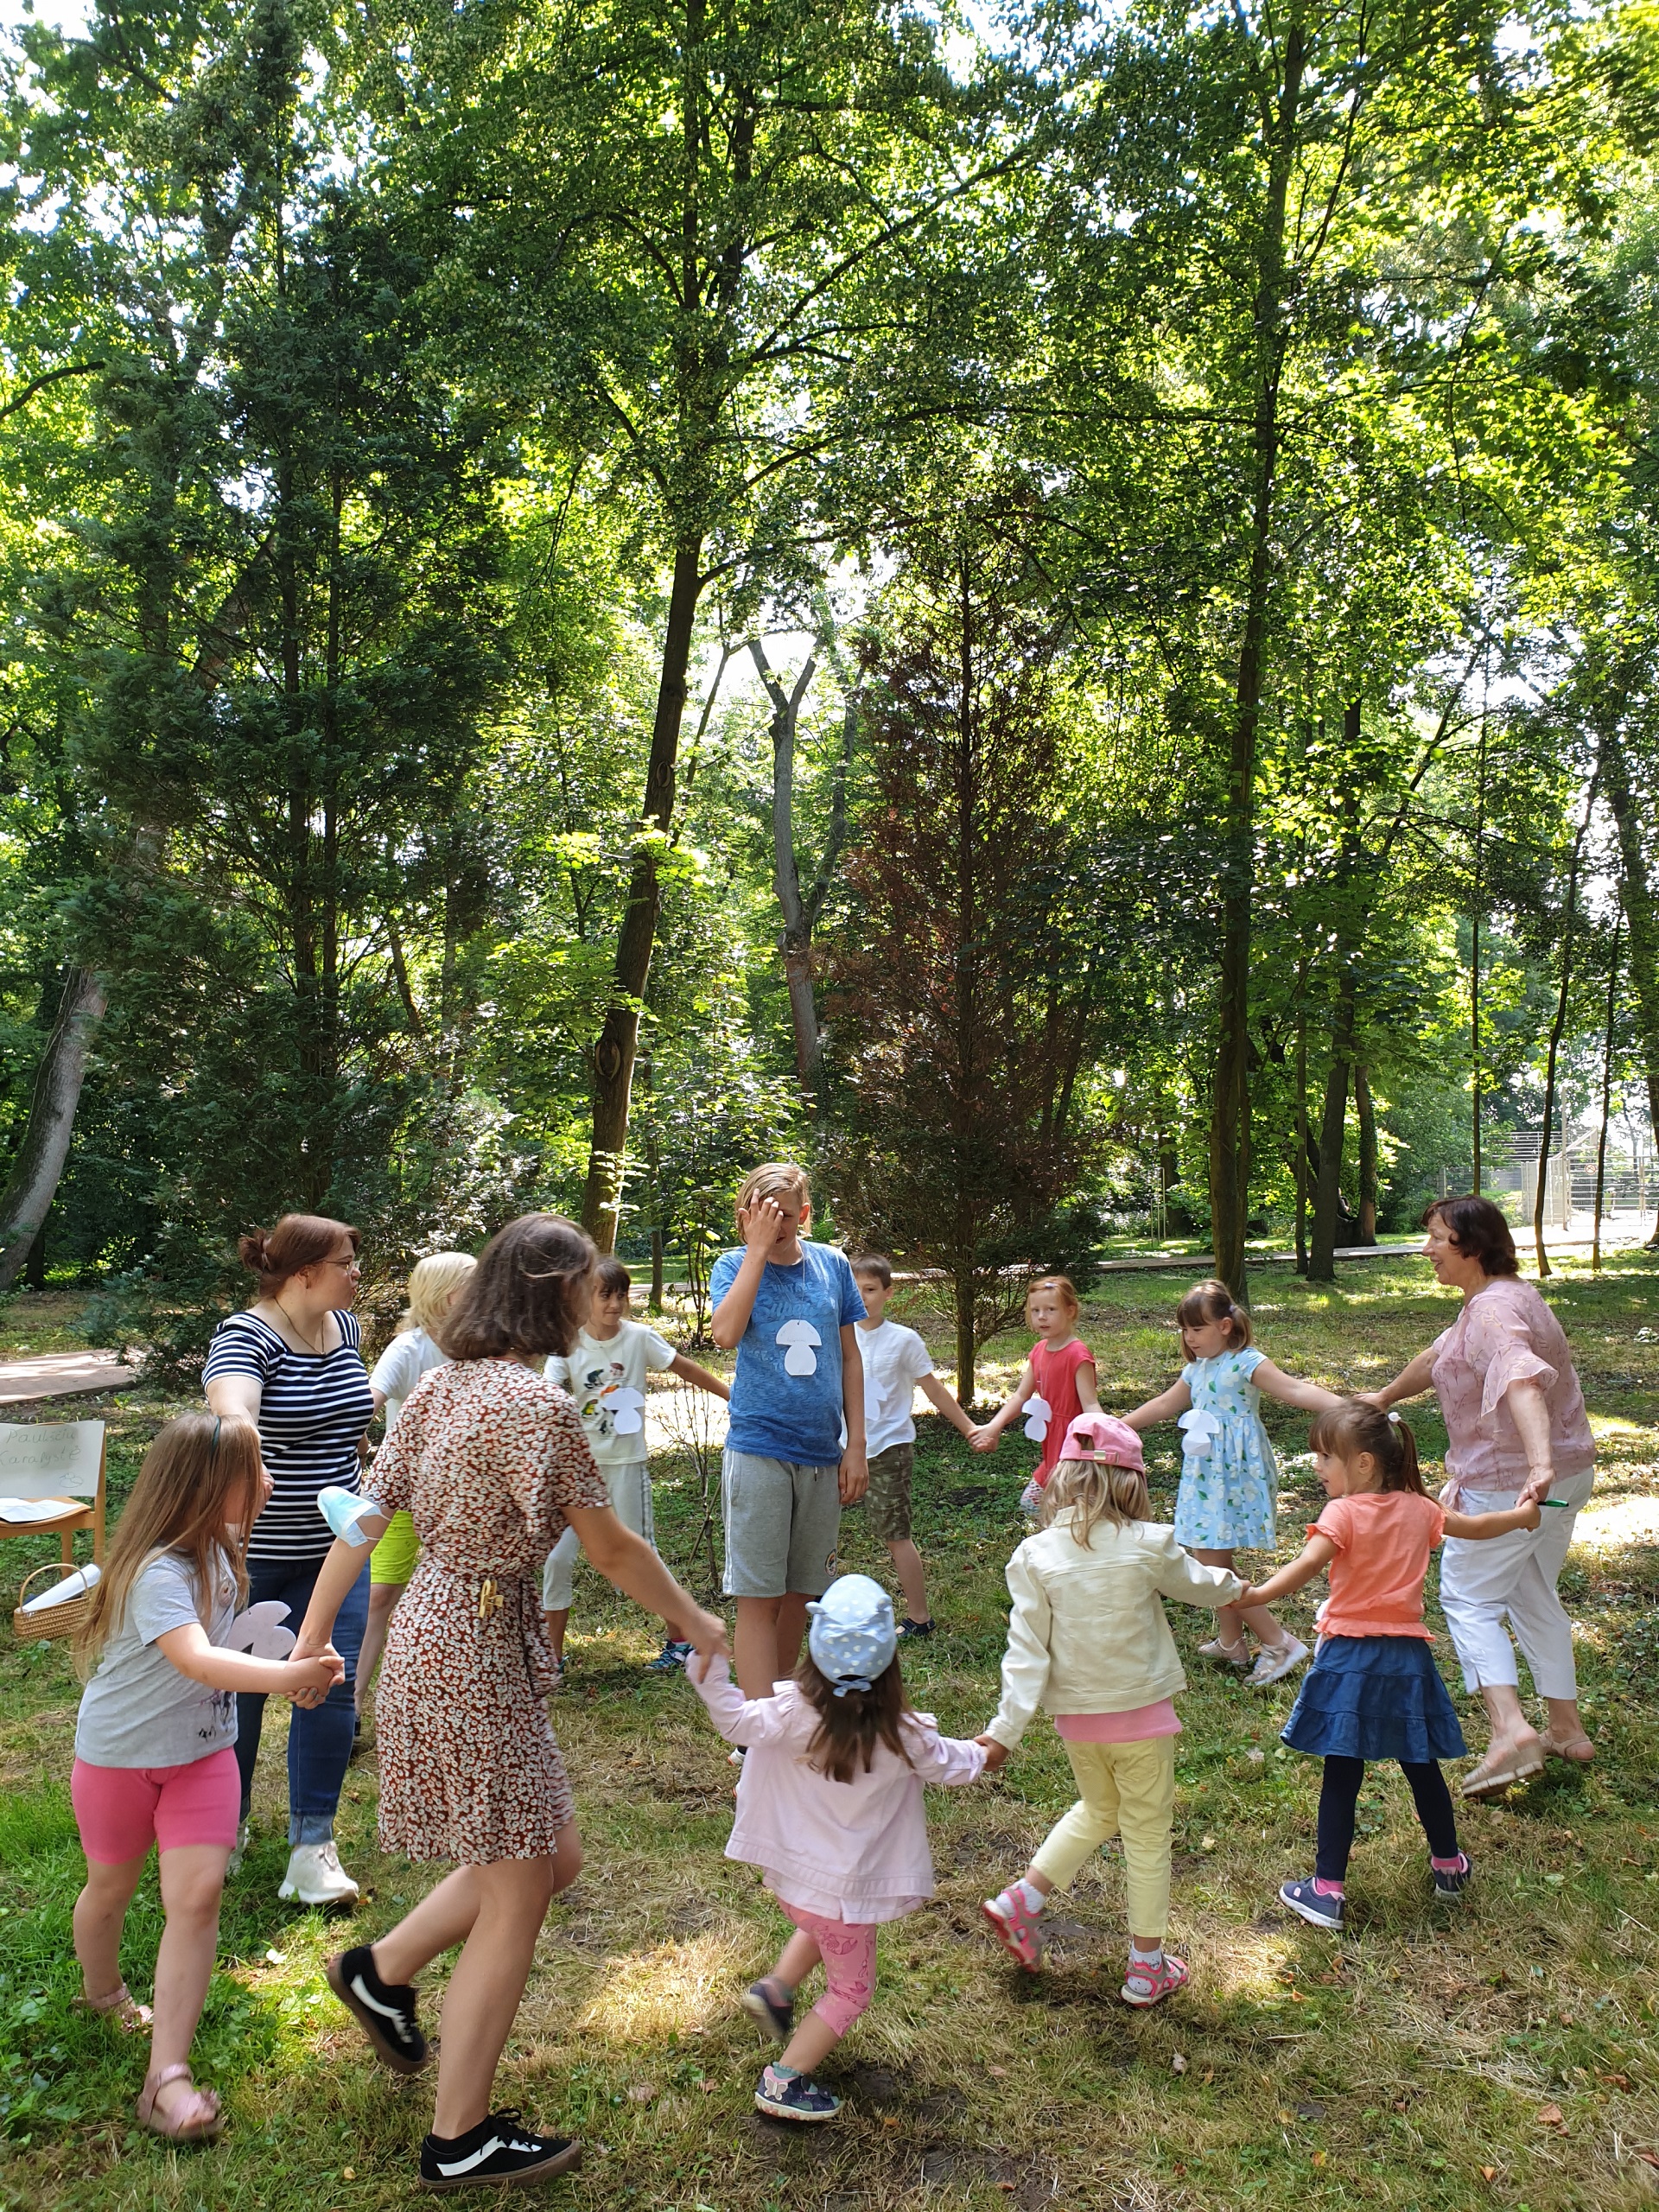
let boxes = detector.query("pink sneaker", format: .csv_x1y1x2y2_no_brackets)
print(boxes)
982,1891,1045,1972
1120,1952,1189,2007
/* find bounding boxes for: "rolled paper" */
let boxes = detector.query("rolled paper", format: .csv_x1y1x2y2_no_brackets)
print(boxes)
19,1561,102,1613
317,1485,378,1546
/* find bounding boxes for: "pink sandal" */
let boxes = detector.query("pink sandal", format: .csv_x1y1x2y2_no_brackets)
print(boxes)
77,1981,152,2033
137,2063,223,2141
1121,1952,1189,2008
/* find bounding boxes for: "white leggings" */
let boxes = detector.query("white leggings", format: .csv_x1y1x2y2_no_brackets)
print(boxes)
1438,1471,1593,1701
541,1461,655,1611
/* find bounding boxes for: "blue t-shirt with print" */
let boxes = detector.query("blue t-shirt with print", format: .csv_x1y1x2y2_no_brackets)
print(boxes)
710,1240,867,1465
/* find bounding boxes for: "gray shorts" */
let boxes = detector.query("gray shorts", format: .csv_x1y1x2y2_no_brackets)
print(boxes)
721,1450,841,1599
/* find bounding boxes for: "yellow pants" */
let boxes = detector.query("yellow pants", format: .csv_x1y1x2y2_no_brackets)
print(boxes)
1031,1736,1176,1938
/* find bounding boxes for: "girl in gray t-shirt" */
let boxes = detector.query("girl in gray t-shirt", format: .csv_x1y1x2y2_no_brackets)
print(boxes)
69,1414,341,2142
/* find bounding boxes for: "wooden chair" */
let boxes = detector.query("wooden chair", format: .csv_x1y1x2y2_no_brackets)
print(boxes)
0,1421,107,1565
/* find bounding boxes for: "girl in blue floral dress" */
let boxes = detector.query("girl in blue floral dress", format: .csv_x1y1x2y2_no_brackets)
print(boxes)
1124,1281,1342,1687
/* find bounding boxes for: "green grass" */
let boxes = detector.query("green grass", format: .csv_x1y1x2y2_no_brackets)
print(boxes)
1,1257,1658,2209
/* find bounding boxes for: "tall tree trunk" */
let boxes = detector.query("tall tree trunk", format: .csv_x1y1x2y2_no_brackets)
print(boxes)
0,969,107,1293
1534,761,1599,1278
1603,725,1659,1247
955,1267,977,1414
1208,15,1305,1304
23,1217,46,1291
581,535,703,1249
1308,969,1356,1282
1356,1063,1377,1243
1593,915,1621,1274
1294,956,1309,1273
1471,694,1486,1192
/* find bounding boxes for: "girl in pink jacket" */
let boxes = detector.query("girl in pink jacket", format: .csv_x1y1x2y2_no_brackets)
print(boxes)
690,1573,987,2123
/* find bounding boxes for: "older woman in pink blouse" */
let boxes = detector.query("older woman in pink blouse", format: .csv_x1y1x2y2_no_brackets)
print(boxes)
1366,1195,1595,1797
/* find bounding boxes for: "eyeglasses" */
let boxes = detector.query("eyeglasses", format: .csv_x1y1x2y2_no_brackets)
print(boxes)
320,1255,360,1271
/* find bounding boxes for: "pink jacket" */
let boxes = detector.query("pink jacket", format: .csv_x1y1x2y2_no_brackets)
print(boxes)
690,1656,987,1923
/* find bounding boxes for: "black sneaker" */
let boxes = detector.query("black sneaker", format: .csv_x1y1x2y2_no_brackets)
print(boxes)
420,2111,582,2190
741,1977,794,2041
1432,1851,1472,1902
897,1618,935,1640
753,2066,841,2123
1279,1877,1344,1930
326,1945,429,2074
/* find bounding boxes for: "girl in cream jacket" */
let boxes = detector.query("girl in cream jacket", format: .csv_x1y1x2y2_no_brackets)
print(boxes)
978,1413,1243,2005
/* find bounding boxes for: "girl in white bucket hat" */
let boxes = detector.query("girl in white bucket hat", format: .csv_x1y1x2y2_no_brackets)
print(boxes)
689,1573,988,2122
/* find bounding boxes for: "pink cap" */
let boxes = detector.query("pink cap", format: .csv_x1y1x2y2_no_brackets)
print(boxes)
1058,1412,1145,1471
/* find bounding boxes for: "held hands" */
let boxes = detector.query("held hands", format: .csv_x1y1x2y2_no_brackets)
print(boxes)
285,1649,344,1708
683,1608,730,1671
975,1734,1009,1772
1516,1466,1556,1510
969,1425,1001,1454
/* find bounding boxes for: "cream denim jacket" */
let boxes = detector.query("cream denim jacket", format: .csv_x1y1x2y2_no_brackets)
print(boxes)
986,1510,1247,1748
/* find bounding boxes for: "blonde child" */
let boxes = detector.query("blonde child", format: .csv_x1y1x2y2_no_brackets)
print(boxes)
357,1251,477,1728
689,1574,986,2122
710,1163,868,1697
849,1254,979,1638
976,1414,1244,2004
1123,1278,1341,1686
70,1414,341,2139
1237,1400,1540,1930
542,1255,730,1672
970,1275,1100,1515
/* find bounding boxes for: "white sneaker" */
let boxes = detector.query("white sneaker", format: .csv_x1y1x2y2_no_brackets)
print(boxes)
1249,1637,1309,1687
226,1820,251,1876
278,1840,360,1906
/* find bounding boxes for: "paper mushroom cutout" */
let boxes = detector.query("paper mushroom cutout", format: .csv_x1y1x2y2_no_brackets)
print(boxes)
1022,1393,1053,1443
225,1601,296,1661
775,1319,823,1376
605,1383,646,1436
1179,1408,1223,1459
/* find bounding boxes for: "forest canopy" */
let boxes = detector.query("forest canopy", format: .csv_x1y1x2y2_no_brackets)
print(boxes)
2,0,1657,1386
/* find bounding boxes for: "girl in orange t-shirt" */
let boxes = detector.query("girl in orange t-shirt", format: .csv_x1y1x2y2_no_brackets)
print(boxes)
1236,1402,1539,1932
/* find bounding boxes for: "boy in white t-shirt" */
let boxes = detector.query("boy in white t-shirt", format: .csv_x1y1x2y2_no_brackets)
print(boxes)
850,1254,979,1639
541,1256,730,1674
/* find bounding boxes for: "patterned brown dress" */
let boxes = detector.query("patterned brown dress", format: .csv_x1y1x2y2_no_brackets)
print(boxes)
363,1357,608,1863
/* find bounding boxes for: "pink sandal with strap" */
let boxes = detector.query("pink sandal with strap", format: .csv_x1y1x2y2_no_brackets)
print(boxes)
137,2063,223,2141
77,1981,152,2033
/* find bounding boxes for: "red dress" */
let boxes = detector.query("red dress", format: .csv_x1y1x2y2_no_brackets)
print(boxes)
363,1358,608,1862
1030,1338,1096,1488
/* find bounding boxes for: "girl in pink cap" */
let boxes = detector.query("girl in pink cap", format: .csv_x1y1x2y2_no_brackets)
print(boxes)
976,1412,1245,2005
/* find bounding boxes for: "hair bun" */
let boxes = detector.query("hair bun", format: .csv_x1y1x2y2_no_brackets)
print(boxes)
237,1230,272,1274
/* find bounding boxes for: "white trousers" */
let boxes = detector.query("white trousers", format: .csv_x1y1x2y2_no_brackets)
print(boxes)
1437,1469,1594,1700
541,1460,655,1612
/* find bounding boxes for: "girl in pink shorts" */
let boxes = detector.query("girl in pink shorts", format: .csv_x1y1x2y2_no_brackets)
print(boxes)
689,1573,988,2122
71,1414,340,2140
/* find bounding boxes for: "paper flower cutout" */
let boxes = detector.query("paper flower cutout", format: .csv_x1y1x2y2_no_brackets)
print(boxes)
1179,1408,1223,1459
226,1601,296,1660
603,1383,646,1436
776,1319,823,1376
1023,1393,1053,1443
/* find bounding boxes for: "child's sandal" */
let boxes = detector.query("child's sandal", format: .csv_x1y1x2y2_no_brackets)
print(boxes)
78,1981,153,2033
1120,1953,1189,2008
137,2063,223,2141
1197,1636,1249,1669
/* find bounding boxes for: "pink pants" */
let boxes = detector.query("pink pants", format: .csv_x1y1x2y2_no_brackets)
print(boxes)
784,1902,876,2036
72,1748,241,1865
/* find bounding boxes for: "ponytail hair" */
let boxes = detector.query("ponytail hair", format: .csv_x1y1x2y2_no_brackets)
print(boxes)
1307,1399,1425,1496
238,1213,359,1298
1176,1278,1252,1355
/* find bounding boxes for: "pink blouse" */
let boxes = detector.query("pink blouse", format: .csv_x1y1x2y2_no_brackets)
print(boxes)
1431,1277,1593,1497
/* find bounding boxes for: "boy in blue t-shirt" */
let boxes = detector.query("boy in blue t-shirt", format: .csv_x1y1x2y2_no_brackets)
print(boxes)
709,1162,868,1695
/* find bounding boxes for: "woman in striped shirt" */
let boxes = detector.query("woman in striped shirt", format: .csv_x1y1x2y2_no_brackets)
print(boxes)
204,1214,374,1905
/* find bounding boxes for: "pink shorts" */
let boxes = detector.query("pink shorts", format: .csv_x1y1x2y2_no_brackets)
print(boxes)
783,1902,877,2037
72,1747,241,1864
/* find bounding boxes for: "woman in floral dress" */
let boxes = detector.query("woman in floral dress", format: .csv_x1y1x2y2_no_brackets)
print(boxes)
296,1213,728,2194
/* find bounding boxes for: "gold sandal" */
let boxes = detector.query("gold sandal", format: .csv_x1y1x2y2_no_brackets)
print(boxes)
77,1980,152,2033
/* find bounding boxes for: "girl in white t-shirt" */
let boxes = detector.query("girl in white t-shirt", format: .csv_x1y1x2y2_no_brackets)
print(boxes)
71,1414,340,2140
356,1252,477,1726
541,1255,730,1672
849,1255,977,1637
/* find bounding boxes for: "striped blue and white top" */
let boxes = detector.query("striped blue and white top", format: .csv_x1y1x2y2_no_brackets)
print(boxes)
202,1310,374,1567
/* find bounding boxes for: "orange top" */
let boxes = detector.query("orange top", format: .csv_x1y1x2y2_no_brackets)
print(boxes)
1312,1491,1445,1640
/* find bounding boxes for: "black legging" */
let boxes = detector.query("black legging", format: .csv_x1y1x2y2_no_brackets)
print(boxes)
1315,1754,1460,1882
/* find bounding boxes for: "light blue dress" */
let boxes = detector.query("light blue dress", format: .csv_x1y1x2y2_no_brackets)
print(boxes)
1173,1347,1279,1550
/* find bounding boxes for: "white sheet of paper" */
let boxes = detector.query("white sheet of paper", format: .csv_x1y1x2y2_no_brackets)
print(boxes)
0,1496,79,1525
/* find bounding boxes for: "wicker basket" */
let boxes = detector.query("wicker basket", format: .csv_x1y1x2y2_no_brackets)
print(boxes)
12,1560,96,1644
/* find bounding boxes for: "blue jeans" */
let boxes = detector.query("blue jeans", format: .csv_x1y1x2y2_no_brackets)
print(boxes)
234,1554,369,1846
